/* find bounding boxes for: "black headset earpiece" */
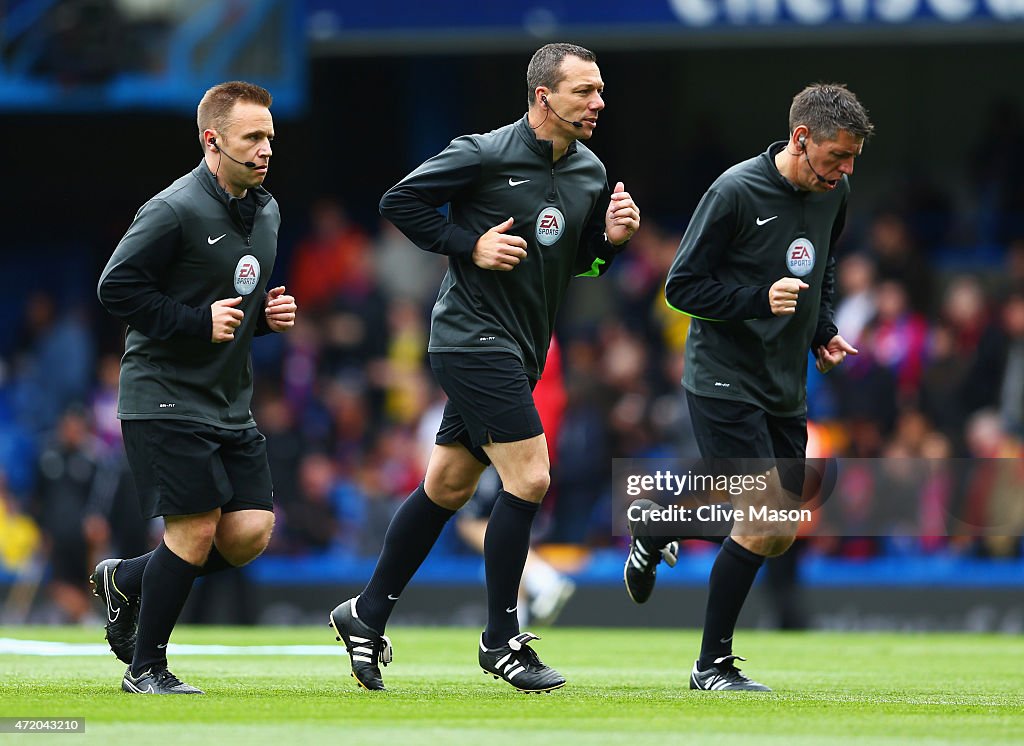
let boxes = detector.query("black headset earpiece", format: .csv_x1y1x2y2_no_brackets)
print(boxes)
537,93,582,129
798,134,807,148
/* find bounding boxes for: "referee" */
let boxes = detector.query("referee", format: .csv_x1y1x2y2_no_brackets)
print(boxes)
328,43,640,693
625,83,873,691
95,81,296,694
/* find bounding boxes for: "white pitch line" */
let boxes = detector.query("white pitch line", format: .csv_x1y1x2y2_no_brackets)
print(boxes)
0,638,344,657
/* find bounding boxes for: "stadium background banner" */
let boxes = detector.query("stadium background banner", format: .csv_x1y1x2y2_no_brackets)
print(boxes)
307,0,1024,49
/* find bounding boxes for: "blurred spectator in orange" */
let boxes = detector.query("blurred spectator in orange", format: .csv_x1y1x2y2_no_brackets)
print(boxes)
289,198,372,314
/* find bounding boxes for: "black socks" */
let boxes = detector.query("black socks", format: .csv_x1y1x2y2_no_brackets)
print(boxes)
114,550,153,596
116,546,235,598
698,537,765,670
356,483,455,632
482,490,540,649
131,542,201,676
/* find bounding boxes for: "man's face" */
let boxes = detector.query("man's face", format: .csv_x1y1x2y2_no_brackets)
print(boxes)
800,129,863,192
215,101,274,192
547,56,605,140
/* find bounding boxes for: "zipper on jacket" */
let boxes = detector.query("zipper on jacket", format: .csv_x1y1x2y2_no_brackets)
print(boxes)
547,164,556,203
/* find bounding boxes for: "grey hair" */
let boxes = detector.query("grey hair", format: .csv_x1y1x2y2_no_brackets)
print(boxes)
789,83,874,142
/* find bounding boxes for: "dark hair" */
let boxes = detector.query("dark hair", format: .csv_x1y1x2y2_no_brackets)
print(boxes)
526,43,597,107
789,83,874,142
197,81,272,144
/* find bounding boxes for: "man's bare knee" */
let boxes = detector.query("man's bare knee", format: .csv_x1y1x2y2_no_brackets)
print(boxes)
217,511,274,566
427,479,477,510
164,510,219,566
510,469,550,503
424,444,487,510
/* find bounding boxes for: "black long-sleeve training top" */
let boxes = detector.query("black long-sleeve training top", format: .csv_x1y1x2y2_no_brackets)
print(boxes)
98,162,280,428
380,115,623,379
666,142,845,417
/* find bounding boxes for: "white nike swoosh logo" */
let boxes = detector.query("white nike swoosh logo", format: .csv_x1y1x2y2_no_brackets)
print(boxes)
506,606,517,614
720,635,733,644
387,594,399,601
508,178,530,186
755,216,778,226
157,643,167,649
103,571,120,623
208,233,227,244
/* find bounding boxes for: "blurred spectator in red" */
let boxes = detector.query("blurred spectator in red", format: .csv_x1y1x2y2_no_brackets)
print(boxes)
868,279,930,405
942,276,992,358
289,198,372,314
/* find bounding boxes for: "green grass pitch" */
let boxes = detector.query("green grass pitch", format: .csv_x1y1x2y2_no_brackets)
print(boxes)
1,626,1022,745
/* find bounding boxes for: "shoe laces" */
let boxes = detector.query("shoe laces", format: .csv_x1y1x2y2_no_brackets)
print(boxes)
712,654,753,683
507,632,542,668
153,668,185,688
378,635,393,667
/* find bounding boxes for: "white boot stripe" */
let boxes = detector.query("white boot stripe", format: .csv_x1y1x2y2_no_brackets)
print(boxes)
352,655,372,663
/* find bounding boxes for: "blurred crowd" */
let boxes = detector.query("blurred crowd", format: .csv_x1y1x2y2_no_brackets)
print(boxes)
3,141,1024,621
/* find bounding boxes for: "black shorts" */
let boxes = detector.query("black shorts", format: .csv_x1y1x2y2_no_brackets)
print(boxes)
429,351,543,466
121,419,274,519
685,391,807,496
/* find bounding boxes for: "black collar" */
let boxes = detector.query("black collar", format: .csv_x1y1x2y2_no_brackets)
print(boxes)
192,161,272,209
515,115,579,163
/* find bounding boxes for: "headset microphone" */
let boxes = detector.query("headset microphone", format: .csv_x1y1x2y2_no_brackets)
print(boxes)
798,134,838,186
541,95,583,129
210,137,258,169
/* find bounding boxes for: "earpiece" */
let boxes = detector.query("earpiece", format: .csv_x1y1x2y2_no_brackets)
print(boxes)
798,134,807,148
537,94,582,128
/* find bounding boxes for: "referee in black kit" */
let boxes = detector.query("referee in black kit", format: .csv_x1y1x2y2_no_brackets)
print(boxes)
94,81,296,694
328,42,640,693
624,83,873,691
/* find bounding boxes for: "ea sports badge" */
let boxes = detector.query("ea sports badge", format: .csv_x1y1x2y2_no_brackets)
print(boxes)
234,254,261,295
785,238,815,277
535,206,565,246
